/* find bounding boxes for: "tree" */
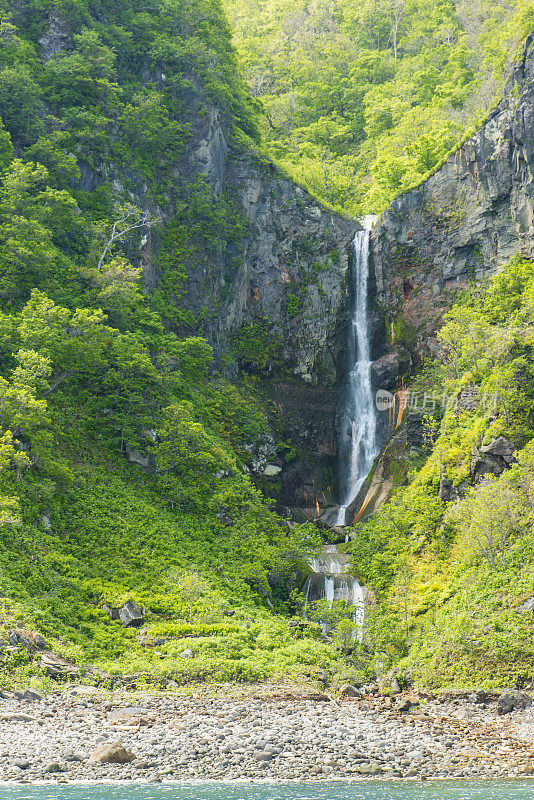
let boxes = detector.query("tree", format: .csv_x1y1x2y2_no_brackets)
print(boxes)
334,617,357,652
437,306,492,377
386,0,406,61
0,160,84,299
172,569,209,623
44,29,121,110
452,477,527,569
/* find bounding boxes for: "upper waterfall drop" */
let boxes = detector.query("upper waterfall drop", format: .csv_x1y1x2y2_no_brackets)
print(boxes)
336,216,379,527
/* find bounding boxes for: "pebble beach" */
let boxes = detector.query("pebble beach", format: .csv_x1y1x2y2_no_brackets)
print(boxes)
2,688,534,785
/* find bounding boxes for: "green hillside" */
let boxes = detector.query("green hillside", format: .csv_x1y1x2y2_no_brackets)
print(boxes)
1,0,534,695
223,0,533,215
0,0,349,689
350,256,534,689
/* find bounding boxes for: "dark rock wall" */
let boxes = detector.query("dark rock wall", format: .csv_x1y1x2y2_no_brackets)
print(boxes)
191,123,358,383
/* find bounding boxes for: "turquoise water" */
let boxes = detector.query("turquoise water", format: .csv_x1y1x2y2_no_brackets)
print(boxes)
0,782,532,799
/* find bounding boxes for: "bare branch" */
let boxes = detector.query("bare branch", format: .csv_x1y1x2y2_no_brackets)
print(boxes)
98,206,162,270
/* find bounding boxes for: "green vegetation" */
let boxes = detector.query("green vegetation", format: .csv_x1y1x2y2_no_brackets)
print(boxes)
0,0,533,696
349,256,534,688
0,0,357,689
224,0,534,214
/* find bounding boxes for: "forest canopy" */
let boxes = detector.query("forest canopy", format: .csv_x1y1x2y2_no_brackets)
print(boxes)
224,0,534,214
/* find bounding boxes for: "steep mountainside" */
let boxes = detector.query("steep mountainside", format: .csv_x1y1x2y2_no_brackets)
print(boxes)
2,0,534,696
0,0,358,688
346,32,534,689
223,0,530,215
371,34,534,351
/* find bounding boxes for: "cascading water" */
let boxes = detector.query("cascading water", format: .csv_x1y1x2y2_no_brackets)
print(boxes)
336,216,379,527
303,545,365,639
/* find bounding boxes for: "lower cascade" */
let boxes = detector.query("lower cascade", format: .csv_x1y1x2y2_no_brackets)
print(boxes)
303,545,365,636
336,216,379,526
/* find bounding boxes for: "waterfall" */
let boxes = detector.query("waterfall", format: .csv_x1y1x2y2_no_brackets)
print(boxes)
336,216,379,527
303,545,365,640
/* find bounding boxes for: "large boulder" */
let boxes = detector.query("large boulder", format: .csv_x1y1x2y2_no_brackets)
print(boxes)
516,597,534,613
39,651,78,679
480,436,516,461
471,436,516,482
497,690,532,715
103,600,145,627
124,445,156,473
371,349,411,390
8,630,48,652
88,742,136,764
339,683,360,698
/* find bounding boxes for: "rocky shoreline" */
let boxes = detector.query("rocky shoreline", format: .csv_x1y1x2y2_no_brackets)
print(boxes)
1,687,534,784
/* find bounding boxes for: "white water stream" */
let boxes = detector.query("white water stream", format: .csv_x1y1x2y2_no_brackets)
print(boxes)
303,545,365,638
336,216,379,526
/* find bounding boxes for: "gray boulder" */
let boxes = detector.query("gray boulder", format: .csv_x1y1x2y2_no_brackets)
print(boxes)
339,683,360,697
103,600,145,627
118,600,145,627
44,762,65,773
14,689,42,702
471,436,517,482
480,436,516,461
516,597,534,613
371,349,411,390
39,651,78,679
497,690,532,715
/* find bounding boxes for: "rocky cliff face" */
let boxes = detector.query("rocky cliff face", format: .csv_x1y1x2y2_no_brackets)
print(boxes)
182,110,358,383
163,85,357,519
35,12,357,386
371,35,534,351
33,10,358,521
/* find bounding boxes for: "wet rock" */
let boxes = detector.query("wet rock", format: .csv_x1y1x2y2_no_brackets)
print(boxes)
44,762,65,773
406,413,425,450
371,349,411,390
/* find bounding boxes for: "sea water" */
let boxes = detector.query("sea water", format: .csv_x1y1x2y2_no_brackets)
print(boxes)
0,781,532,800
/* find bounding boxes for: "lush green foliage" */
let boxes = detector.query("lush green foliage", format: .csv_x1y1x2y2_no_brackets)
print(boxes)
224,0,534,214
0,0,351,688
350,256,534,688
